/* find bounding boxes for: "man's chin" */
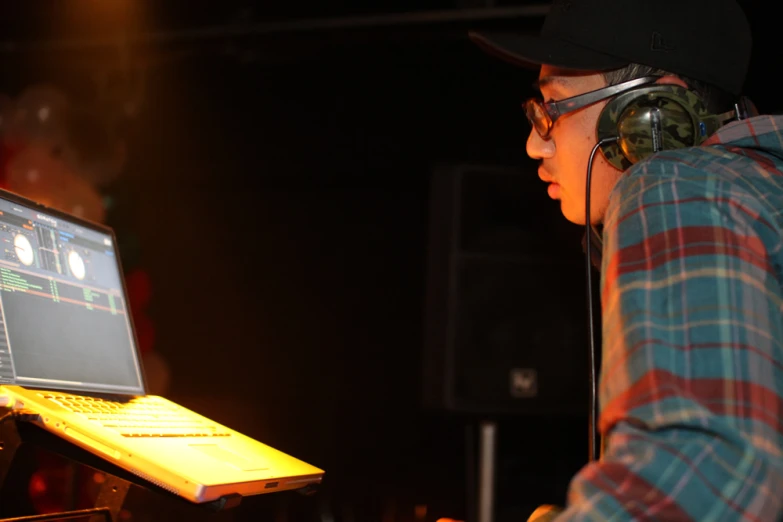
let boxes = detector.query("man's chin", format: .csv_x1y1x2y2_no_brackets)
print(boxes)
560,201,587,226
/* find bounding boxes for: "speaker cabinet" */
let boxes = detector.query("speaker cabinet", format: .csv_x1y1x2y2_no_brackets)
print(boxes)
423,164,591,416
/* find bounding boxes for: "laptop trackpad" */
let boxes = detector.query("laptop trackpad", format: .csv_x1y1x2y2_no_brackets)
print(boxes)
189,444,269,471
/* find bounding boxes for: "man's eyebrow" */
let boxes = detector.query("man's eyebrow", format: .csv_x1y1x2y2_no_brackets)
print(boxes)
532,76,569,91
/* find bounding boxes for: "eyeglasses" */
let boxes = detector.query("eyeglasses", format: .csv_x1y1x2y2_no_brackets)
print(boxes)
524,76,660,139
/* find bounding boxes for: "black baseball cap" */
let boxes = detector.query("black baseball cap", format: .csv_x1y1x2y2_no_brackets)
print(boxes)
469,0,752,96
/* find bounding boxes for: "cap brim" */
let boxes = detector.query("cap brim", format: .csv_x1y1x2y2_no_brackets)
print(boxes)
468,31,629,72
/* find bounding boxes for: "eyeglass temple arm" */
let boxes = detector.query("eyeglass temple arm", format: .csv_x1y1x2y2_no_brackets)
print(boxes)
548,76,660,119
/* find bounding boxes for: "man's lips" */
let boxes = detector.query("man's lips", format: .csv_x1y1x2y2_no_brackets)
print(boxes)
538,167,555,183
539,168,560,199
538,167,555,184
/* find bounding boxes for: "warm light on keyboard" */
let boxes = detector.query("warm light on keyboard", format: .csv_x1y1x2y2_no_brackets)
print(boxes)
41,393,231,438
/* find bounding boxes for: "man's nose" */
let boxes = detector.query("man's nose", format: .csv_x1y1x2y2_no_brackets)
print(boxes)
526,129,555,161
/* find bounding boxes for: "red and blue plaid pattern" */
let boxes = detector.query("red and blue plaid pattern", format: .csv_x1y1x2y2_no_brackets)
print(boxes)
557,116,783,520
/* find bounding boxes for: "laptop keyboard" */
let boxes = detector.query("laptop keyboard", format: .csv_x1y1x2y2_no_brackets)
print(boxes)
40,393,231,438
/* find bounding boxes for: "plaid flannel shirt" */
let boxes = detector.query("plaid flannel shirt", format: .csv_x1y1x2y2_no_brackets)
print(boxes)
557,115,783,521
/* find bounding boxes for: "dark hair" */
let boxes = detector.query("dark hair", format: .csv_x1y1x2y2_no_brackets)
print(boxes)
602,64,737,115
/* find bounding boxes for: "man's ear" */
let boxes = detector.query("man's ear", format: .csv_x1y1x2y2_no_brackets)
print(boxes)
654,75,688,89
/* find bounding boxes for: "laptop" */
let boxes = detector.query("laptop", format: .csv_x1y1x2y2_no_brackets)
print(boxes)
0,188,324,503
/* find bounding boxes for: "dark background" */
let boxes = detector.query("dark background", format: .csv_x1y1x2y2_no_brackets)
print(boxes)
1,1,780,521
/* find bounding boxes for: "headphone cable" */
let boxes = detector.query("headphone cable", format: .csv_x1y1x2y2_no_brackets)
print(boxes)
585,136,619,463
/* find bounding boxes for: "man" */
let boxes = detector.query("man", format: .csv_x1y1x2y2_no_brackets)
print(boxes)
441,0,783,520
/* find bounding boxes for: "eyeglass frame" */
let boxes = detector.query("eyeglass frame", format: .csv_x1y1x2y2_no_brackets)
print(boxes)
524,76,661,139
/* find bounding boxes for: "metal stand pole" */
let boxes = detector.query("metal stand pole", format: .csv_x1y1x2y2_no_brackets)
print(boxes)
478,421,496,522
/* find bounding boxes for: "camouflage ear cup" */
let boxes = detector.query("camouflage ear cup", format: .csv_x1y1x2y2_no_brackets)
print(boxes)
596,84,718,170
616,97,695,163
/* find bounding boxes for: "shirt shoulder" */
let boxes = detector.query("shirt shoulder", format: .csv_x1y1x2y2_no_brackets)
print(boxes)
604,145,783,269
606,148,727,228
607,145,782,228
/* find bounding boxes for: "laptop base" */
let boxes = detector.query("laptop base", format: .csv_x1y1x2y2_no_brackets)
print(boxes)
0,411,243,521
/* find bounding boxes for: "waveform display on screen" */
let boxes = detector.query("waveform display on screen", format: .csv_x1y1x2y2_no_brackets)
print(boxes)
35,225,62,274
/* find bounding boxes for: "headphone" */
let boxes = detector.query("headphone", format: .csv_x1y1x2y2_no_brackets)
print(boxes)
596,82,754,170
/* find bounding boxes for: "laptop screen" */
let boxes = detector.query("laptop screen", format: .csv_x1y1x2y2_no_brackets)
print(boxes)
0,191,144,396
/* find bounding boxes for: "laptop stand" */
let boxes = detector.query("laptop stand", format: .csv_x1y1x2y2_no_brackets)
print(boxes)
0,410,243,521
